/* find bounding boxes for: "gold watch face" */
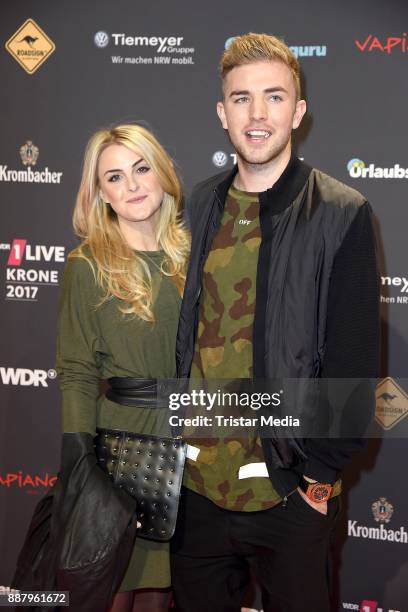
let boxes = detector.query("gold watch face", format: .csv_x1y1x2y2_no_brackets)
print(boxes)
311,484,331,502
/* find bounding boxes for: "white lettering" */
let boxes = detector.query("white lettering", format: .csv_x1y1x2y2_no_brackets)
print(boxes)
0,165,62,184
348,520,408,543
6,268,59,283
25,245,65,263
0,367,49,387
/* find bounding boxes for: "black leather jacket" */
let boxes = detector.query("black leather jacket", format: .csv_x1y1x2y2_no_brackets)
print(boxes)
176,155,380,497
12,433,138,612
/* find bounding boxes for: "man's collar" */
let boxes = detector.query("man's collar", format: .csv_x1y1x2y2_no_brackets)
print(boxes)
214,154,312,214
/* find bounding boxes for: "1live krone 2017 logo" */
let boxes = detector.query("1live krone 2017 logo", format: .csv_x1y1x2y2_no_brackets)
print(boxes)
0,239,65,301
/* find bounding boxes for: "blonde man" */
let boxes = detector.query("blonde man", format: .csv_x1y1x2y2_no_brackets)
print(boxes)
172,33,379,612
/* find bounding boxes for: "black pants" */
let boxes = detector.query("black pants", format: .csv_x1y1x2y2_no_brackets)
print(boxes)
170,487,340,612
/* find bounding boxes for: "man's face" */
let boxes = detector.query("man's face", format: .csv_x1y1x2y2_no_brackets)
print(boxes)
217,60,306,166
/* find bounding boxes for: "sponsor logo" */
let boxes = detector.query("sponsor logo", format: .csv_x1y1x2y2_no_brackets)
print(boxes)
94,31,109,48
380,276,408,306
216,152,303,167
0,141,63,184
1,239,65,302
348,496,407,544
96,31,195,66
20,141,39,166
212,151,228,168
0,367,57,387
355,33,407,54
375,378,408,430
0,471,57,493
372,497,394,523
348,520,407,543
347,158,408,179
342,603,400,612
289,45,326,58
224,37,326,57
5,19,55,74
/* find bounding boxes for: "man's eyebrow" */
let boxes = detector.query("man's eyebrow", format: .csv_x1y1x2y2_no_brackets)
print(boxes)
264,86,289,94
229,90,250,97
229,86,288,98
104,157,144,176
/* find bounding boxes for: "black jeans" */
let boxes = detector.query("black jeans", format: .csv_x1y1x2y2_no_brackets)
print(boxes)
170,487,340,612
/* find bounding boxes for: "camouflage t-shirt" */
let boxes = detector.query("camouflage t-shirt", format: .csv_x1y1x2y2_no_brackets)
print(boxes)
183,185,281,511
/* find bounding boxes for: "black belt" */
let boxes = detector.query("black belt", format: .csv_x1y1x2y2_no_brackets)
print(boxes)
106,377,160,407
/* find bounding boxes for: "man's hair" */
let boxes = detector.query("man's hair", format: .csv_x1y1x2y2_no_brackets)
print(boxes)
220,33,301,100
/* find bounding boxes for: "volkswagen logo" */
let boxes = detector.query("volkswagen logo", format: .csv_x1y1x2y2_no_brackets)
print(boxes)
212,151,228,167
94,31,109,48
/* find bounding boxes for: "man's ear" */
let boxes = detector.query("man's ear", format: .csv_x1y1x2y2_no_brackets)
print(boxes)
217,101,228,130
292,99,307,130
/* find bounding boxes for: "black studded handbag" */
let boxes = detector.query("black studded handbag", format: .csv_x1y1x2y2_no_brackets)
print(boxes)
94,428,186,542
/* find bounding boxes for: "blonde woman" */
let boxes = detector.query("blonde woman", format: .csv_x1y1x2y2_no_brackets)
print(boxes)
56,124,189,611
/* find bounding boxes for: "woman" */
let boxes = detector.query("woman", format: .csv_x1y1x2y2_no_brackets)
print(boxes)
56,123,189,611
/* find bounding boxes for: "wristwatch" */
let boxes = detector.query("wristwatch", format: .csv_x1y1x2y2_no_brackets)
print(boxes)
299,477,333,503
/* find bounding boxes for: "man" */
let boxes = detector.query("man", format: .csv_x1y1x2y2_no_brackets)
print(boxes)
171,33,379,612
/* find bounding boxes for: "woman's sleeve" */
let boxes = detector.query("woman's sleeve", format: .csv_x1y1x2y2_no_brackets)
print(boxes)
56,257,102,435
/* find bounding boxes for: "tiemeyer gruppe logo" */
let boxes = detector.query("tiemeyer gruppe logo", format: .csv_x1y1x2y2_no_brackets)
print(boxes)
381,275,408,306
348,496,407,544
347,158,408,180
212,152,305,168
0,239,65,302
94,30,195,66
225,37,327,57
0,141,63,184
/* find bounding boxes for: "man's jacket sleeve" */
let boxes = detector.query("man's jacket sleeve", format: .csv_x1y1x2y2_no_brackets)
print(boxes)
296,201,380,483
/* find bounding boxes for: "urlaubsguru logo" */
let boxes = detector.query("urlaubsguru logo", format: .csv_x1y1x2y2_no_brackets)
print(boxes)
225,36,327,57
347,158,408,179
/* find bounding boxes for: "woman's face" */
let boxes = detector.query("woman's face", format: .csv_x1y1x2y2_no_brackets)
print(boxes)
98,144,164,230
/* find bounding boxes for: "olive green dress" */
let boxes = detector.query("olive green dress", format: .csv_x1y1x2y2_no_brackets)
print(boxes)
56,249,181,591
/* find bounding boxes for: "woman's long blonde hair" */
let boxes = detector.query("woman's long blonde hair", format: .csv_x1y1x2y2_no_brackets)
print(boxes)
71,124,190,322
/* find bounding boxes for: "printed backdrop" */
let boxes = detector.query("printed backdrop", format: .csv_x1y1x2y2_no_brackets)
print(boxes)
1,1,408,611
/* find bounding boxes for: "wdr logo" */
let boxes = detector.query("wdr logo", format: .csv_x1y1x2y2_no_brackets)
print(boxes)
0,367,57,387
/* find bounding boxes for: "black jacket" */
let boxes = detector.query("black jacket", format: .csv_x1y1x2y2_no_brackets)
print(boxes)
12,433,138,612
176,155,380,497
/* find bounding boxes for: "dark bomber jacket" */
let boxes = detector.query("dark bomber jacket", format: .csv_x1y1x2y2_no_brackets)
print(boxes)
176,155,380,498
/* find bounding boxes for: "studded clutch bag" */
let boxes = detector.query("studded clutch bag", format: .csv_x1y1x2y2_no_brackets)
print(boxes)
94,428,186,542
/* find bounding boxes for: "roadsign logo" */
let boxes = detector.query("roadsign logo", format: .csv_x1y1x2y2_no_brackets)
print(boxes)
5,19,55,74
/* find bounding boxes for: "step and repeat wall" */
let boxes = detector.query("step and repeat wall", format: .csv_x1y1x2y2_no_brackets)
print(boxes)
1,1,408,610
